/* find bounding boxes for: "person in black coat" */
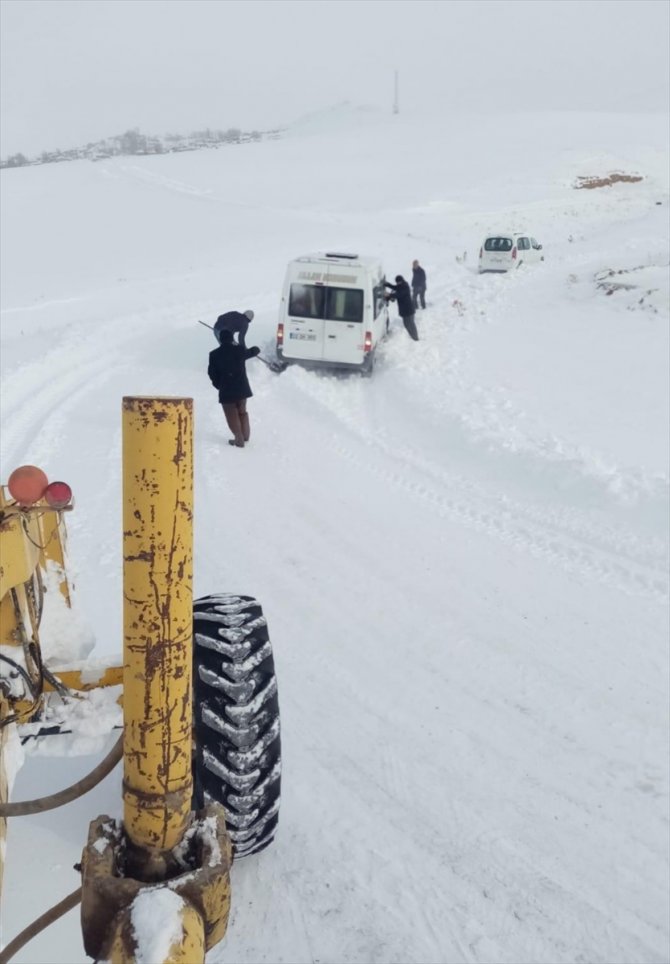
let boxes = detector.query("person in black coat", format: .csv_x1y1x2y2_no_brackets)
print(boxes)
213,309,254,348
384,275,419,341
208,329,260,447
411,260,427,310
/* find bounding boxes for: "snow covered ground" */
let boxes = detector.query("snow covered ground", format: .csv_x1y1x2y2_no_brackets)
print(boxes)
1,106,668,964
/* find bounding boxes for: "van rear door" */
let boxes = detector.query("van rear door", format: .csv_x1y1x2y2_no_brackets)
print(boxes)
283,282,326,360
322,284,366,365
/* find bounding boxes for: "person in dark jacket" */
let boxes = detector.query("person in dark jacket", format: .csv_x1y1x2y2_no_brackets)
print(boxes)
208,329,260,447
213,309,254,348
411,260,427,310
384,275,419,341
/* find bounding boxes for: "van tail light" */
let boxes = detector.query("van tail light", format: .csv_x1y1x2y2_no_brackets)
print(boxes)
364,331,373,353
512,246,517,260
276,323,284,347
44,481,73,510
479,247,483,259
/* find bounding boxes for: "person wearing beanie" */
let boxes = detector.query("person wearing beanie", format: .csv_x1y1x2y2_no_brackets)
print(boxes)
213,308,254,348
383,275,419,341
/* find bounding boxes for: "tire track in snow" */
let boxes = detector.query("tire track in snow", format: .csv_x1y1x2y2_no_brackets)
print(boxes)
0,316,142,469
287,371,668,604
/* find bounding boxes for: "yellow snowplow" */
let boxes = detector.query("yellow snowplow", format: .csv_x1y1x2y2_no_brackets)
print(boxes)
0,397,281,963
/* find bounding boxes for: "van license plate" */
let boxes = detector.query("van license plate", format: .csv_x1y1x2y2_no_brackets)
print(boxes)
289,333,317,341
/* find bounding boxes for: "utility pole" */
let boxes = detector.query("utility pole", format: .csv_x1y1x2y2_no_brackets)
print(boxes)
393,70,399,115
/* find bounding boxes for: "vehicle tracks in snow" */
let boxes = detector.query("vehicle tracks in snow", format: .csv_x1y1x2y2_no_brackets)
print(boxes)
0,314,144,469
287,370,668,604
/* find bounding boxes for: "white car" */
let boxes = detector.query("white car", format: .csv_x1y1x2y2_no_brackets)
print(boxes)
478,233,544,273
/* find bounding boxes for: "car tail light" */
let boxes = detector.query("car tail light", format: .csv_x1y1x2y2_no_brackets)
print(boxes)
276,323,284,346
364,331,373,353
479,247,483,259
512,247,517,260
44,481,72,509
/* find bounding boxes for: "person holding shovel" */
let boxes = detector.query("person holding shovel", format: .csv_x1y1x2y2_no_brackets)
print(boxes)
213,309,254,348
208,329,261,447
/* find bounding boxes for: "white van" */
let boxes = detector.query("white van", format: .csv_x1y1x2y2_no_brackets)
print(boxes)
275,252,389,375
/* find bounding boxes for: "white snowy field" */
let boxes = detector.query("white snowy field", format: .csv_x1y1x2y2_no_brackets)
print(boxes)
1,106,669,964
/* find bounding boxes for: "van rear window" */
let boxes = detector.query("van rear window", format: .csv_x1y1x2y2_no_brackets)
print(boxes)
289,284,363,323
325,287,363,322
484,237,513,252
289,284,324,319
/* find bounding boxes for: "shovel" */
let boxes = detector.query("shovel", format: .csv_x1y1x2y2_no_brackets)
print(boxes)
197,320,287,373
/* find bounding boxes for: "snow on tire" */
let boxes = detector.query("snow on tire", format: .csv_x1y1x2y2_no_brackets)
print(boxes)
193,593,281,858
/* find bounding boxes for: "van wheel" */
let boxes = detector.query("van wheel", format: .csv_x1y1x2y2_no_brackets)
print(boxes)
193,593,281,858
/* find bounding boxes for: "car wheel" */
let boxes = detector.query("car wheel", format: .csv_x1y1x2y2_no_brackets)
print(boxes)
193,593,281,858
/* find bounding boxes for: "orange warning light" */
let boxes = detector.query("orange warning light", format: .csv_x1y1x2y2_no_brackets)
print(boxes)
7,465,48,507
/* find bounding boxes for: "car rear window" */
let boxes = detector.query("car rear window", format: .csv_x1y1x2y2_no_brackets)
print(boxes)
484,237,513,252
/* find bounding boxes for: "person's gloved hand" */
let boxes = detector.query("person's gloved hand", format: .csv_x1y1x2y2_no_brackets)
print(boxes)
250,346,261,356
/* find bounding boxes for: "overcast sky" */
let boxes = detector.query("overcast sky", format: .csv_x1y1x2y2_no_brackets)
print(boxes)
1,0,668,156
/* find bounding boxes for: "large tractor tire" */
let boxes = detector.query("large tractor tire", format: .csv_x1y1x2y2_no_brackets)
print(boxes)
193,593,281,858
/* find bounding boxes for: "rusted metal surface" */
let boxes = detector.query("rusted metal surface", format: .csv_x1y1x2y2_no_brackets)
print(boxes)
44,664,124,691
81,804,232,962
100,899,205,963
0,500,40,613
37,508,73,606
122,397,194,857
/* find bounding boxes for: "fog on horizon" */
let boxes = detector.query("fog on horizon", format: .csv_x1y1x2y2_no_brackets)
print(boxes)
1,0,668,157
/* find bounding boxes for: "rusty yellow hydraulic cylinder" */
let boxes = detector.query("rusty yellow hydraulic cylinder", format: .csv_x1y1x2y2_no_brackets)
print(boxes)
122,397,194,861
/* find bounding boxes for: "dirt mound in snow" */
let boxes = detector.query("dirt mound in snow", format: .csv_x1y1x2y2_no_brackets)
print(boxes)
574,172,643,189
594,264,667,314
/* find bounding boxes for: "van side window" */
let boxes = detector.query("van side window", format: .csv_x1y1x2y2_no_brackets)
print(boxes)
518,237,530,250
289,283,325,318
373,281,386,319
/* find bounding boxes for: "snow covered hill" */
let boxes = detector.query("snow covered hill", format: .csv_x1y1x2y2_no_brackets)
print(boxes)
1,107,668,964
